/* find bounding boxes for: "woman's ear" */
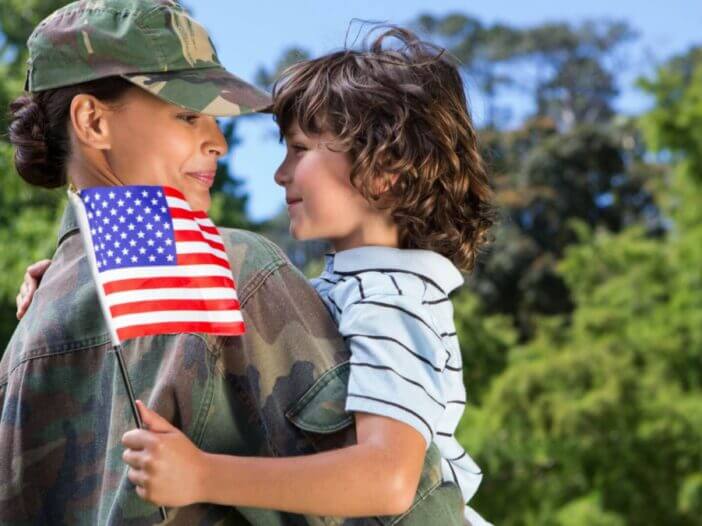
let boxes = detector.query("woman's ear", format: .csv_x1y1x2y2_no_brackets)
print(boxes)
69,94,113,150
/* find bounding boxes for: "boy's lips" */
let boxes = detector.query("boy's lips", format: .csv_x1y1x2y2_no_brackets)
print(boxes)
187,171,216,188
286,197,303,206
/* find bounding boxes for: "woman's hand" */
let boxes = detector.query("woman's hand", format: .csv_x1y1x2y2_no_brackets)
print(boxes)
121,400,207,507
16,259,51,320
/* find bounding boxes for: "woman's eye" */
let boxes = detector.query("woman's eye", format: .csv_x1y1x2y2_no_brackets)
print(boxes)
178,114,199,124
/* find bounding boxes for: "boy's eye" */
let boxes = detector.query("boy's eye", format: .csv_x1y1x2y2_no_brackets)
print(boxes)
290,144,307,152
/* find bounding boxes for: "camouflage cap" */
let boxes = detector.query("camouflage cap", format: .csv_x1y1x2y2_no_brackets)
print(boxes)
25,0,271,116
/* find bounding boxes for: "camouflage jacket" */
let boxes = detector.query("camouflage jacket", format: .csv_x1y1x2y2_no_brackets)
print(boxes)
0,204,464,526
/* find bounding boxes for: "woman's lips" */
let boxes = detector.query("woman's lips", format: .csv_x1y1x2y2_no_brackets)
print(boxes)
187,171,216,188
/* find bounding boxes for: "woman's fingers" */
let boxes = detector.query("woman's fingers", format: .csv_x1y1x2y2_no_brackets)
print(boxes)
16,259,51,319
28,259,52,277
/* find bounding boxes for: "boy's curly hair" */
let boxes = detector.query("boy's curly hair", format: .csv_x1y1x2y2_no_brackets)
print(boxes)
271,26,497,272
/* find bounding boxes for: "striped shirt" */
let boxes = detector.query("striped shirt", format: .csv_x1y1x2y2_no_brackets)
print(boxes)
310,246,490,526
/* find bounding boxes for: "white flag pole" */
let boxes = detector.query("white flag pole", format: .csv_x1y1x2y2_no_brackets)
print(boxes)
68,188,167,522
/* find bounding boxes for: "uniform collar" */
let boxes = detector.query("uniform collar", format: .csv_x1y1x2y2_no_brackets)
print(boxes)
57,202,80,247
327,246,464,295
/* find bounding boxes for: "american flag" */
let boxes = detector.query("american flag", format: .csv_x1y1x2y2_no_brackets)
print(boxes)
68,185,245,342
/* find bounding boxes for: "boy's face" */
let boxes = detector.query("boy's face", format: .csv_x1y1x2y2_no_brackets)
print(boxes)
274,122,390,250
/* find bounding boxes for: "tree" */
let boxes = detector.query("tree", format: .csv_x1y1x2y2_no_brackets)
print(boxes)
458,45,702,526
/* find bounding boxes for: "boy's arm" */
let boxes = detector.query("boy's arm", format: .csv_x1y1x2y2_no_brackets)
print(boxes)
122,403,426,517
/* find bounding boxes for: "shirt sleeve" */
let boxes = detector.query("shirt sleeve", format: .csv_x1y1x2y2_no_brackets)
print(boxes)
336,292,453,448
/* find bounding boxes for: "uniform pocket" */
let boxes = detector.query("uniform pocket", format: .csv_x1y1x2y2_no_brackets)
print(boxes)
285,361,356,452
285,362,464,526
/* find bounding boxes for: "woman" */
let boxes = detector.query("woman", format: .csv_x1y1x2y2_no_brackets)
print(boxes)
1,1,465,525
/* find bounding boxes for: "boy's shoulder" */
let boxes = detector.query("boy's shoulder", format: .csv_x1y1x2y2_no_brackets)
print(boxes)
322,247,462,308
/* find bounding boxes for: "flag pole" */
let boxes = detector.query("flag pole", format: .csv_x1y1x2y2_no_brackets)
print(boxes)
113,345,168,522
113,344,143,429
68,190,168,522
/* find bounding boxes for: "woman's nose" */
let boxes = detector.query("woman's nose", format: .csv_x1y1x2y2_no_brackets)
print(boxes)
202,117,228,157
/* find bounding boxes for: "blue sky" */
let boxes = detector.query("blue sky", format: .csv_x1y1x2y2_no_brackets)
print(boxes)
191,0,697,221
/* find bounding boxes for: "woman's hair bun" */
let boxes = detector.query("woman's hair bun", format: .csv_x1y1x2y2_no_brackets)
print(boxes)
8,94,65,188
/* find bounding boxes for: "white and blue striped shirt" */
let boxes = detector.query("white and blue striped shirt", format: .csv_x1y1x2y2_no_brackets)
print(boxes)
310,246,489,526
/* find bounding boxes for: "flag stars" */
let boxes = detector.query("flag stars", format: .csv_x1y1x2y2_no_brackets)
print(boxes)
131,256,138,263
127,207,134,215
136,215,144,222
155,231,163,238
117,199,125,207
135,199,142,206
148,255,156,262
167,254,174,262
108,191,115,199
137,231,145,239
128,224,135,231
144,207,152,214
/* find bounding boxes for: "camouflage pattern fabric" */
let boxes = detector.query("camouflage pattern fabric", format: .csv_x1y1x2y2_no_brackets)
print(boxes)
0,204,464,525
26,0,271,116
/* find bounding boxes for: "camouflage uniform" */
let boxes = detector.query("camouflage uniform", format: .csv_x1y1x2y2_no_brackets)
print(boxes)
0,205,465,525
1,1,465,523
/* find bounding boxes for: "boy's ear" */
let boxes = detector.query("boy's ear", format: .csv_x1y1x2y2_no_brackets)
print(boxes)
69,94,113,150
372,172,400,196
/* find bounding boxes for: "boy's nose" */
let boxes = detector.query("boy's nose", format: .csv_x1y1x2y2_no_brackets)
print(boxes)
274,164,289,186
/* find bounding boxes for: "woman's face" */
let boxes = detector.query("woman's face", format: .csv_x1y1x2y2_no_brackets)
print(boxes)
104,88,228,212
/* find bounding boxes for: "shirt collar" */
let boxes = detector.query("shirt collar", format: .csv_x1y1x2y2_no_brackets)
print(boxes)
328,246,464,295
57,202,80,247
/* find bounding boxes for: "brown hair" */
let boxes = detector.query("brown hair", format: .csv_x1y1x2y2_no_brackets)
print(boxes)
8,77,133,189
271,26,497,272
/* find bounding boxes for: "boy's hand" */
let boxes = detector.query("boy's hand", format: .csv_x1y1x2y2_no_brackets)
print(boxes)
121,400,206,507
16,259,51,319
